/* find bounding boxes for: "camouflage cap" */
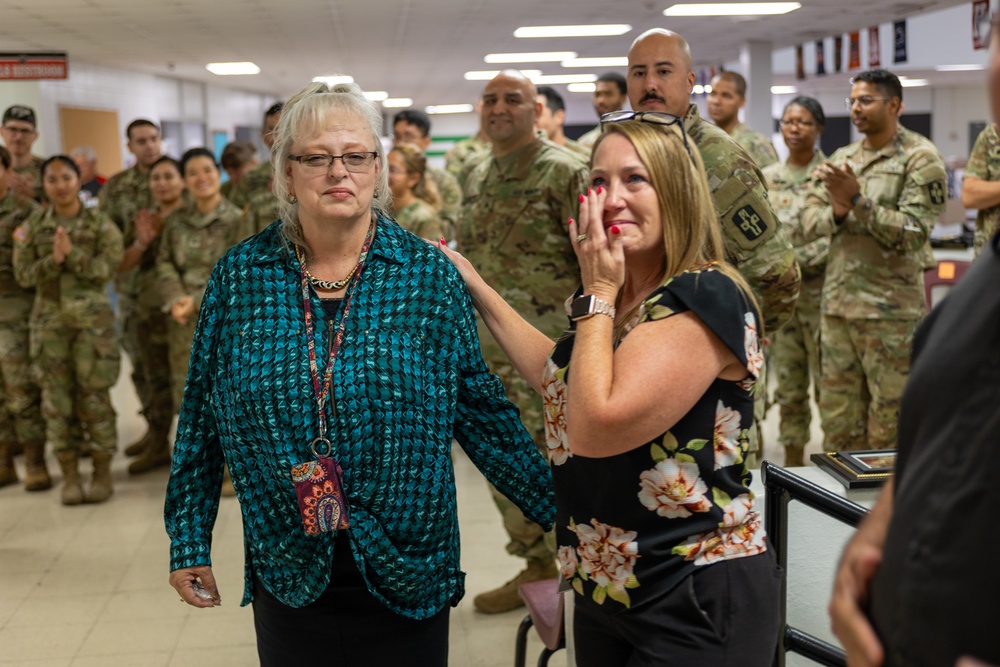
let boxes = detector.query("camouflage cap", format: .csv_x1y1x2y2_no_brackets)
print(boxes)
3,105,36,127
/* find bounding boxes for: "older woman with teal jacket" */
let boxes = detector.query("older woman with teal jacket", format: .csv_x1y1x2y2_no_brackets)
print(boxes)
164,82,554,666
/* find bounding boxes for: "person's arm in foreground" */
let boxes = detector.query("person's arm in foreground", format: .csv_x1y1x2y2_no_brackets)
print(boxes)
829,478,894,667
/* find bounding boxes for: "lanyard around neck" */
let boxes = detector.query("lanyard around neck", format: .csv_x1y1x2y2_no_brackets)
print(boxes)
297,219,375,443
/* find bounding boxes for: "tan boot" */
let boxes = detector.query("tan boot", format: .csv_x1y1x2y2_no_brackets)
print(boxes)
124,429,153,457
0,444,18,487
785,444,805,467
23,443,52,491
56,451,84,506
85,450,114,504
473,560,559,614
127,430,171,475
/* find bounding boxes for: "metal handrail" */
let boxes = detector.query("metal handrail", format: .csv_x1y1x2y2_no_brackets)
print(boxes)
762,461,870,667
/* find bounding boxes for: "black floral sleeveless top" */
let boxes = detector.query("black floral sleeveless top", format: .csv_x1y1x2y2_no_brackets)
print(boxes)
544,268,767,611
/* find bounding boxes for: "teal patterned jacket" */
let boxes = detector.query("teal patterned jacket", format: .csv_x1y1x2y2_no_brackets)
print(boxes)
164,216,556,619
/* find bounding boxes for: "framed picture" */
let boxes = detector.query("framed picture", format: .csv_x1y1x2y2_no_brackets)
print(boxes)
811,449,896,489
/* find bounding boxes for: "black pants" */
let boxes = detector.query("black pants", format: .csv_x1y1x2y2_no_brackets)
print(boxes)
252,534,450,667
574,550,783,667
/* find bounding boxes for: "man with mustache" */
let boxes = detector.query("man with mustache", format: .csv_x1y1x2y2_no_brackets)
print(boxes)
799,68,946,454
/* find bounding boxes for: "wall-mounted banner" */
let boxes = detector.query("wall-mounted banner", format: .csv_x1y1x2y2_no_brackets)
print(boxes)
868,26,881,67
0,52,67,80
796,44,805,79
849,31,861,70
834,36,844,72
973,0,991,50
894,20,907,63
816,39,826,75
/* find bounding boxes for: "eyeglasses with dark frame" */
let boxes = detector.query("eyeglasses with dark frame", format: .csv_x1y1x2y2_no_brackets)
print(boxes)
289,152,378,173
599,111,694,161
778,119,817,129
844,96,889,111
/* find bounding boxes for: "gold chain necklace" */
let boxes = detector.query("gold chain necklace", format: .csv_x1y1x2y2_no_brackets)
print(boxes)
295,246,361,291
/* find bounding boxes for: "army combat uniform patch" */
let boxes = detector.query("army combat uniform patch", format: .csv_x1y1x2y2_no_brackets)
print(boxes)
927,181,946,206
733,205,768,242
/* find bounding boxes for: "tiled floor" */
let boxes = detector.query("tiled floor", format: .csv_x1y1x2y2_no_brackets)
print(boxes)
0,360,817,666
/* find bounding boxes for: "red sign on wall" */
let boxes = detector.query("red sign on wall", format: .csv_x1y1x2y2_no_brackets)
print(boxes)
0,52,68,80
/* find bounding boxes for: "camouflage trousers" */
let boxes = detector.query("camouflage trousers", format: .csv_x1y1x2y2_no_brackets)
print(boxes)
0,320,45,451
31,324,121,454
120,296,173,430
167,317,197,413
487,355,556,564
819,315,916,452
771,277,823,450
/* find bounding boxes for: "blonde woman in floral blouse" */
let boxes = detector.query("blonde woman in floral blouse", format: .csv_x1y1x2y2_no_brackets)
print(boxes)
440,117,781,666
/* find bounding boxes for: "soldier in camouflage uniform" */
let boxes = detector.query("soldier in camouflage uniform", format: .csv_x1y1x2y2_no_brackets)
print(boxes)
799,69,947,452
156,148,243,412
1,105,45,203
577,72,629,150
13,156,123,505
391,109,463,233
227,102,283,209
708,72,779,169
627,29,801,466
962,123,1000,256
219,140,258,201
0,145,47,489
444,121,490,191
763,97,829,466
234,187,280,244
458,72,589,613
99,119,173,465
388,144,448,241
536,86,591,158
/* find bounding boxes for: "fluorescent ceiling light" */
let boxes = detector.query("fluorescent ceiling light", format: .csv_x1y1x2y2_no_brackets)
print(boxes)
464,69,542,80
770,85,798,94
935,64,985,71
426,104,475,115
899,78,929,87
568,83,597,93
485,52,577,63
382,98,413,108
530,73,599,85
514,24,632,38
364,91,389,101
312,75,355,86
664,3,800,16
562,56,628,68
206,62,260,76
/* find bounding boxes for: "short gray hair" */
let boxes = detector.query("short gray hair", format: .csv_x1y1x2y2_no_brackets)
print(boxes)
69,145,97,163
271,81,389,250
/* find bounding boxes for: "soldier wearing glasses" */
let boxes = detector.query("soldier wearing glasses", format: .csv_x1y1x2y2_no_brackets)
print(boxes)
799,68,947,453
1,105,45,203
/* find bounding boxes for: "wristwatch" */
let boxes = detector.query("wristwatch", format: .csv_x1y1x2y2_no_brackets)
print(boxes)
570,295,616,322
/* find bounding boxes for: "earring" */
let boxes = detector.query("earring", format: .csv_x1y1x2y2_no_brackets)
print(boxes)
289,195,298,204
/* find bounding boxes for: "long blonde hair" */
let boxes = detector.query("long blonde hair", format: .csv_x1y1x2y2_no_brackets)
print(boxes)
592,121,762,333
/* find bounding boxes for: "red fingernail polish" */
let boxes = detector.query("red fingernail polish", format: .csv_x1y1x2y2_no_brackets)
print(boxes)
579,193,585,203
440,237,446,245
610,226,620,235
588,188,593,196
568,217,574,226
597,186,604,195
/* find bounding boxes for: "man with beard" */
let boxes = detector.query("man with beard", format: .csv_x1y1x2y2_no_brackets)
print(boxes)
1,105,45,203
799,69,946,453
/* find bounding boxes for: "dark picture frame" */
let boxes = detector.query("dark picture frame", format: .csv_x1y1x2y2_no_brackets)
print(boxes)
811,449,896,489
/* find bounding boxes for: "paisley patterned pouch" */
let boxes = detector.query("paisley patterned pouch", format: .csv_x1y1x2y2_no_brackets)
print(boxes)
290,456,350,535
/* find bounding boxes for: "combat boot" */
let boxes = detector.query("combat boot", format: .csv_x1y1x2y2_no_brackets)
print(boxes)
127,429,171,475
124,429,153,457
23,443,52,491
0,444,18,487
785,444,805,467
473,559,559,614
85,450,114,504
56,451,84,506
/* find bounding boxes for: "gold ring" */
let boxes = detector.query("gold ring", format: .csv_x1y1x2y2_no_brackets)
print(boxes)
575,234,589,242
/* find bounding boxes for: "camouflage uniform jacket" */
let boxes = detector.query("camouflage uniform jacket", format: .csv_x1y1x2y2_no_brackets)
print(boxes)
12,155,45,204
228,161,272,209
458,138,589,350
562,138,591,158
428,166,461,229
234,189,279,244
100,164,155,296
683,104,799,333
393,199,447,241
12,206,123,330
156,198,242,313
0,190,41,322
799,126,947,320
762,151,829,281
964,123,1000,255
729,122,779,169
577,125,602,150
445,135,490,190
